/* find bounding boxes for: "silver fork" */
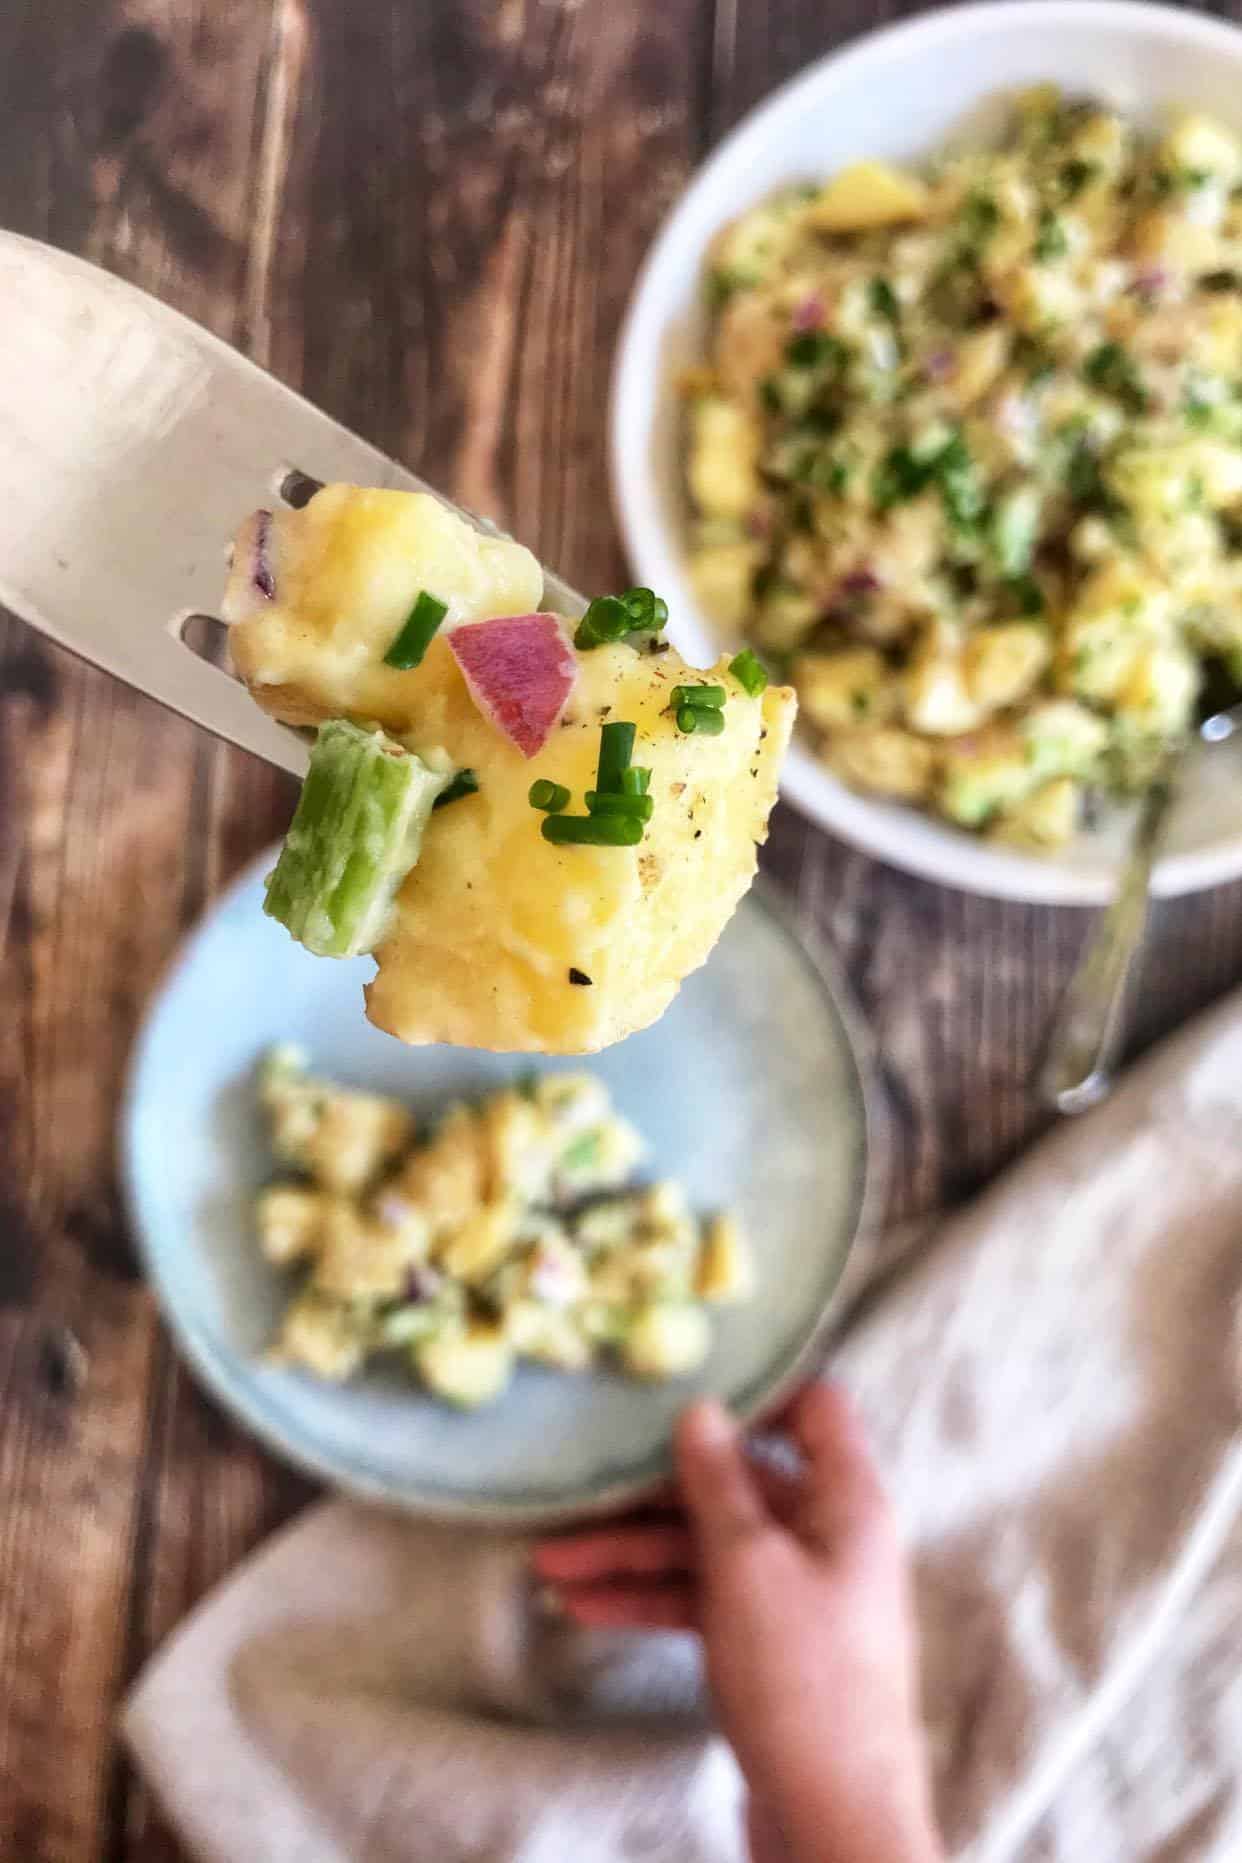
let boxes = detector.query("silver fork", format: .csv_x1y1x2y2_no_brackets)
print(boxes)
0,231,586,777
1037,699,1242,1114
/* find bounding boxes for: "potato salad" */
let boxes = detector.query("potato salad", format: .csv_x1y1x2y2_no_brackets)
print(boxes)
223,486,794,1052
685,89,1242,848
254,1048,754,1407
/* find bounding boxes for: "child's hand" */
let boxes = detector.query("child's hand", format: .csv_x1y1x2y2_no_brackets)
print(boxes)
534,1383,943,1863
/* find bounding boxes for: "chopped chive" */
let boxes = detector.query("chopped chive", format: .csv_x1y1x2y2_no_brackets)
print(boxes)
541,812,644,847
529,779,571,813
574,587,669,649
729,648,769,696
574,595,631,649
622,766,651,796
383,590,448,668
784,331,848,371
433,768,479,809
670,683,726,709
676,704,726,735
595,720,636,793
585,790,655,821
869,277,900,323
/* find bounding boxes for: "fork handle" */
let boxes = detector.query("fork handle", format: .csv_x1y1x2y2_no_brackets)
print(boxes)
1037,773,1176,1115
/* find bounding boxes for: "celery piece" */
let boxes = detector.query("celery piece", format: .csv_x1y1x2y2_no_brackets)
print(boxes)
264,720,450,957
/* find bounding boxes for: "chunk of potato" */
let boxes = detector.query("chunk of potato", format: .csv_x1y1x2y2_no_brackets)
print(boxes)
826,726,937,802
963,623,1051,713
255,1186,325,1266
794,648,896,731
687,395,763,521
988,777,1080,851
808,162,929,232
259,1052,413,1193
311,1198,428,1303
903,623,984,738
272,1294,368,1381
621,1303,712,1380
695,1214,755,1304
397,1105,486,1233
415,1319,514,1408
227,486,795,1053
436,1199,521,1286
688,537,764,630
1159,112,1242,189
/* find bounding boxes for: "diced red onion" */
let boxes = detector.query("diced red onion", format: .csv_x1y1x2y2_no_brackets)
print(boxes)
1130,264,1168,301
791,292,825,333
746,505,773,540
374,1193,413,1229
839,567,882,599
529,1249,578,1307
448,612,578,758
403,1265,443,1305
924,348,956,383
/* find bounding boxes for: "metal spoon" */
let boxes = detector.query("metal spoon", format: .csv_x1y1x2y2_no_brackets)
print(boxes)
1037,700,1242,1115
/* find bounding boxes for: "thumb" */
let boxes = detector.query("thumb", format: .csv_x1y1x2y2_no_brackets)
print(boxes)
676,1399,767,1556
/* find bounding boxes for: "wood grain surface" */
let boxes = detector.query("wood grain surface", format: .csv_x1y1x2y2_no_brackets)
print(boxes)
2,2,1241,1857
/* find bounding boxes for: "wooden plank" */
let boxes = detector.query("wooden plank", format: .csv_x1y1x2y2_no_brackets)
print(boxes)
2,2,1242,1858
0,3,306,1857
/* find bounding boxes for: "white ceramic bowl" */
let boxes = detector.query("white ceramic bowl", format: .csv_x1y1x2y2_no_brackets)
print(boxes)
612,0,1242,905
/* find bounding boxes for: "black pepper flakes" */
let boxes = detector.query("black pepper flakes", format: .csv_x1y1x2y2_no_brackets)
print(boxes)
694,829,702,840
568,968,593,986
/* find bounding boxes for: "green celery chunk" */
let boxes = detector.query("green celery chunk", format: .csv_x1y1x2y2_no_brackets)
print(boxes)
264,720,451,958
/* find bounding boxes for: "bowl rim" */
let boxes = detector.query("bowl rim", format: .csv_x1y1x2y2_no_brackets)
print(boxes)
118,848,881,1528
609,0,1242,906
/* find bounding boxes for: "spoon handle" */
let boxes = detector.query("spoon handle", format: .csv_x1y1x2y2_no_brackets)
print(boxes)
1037,771,1177,1115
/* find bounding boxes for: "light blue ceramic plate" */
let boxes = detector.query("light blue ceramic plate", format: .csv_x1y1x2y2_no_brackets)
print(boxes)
122,852,874,1525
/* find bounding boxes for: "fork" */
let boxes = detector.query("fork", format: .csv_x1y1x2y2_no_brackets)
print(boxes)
0,231,586,777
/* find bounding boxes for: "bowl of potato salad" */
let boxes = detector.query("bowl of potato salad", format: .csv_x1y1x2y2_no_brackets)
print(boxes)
612,1,1242,902
122,851,873,1524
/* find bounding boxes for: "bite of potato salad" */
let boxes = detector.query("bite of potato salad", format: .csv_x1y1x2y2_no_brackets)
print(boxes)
685,88,1242,850
254,1048,754,1406
222,485,794,1052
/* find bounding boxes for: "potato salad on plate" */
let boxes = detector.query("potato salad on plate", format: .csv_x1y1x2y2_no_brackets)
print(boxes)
223,486,795,1051
254,1048,754,1408
685,89,1242,850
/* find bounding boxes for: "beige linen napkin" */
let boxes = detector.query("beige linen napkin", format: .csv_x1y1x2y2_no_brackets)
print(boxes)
124,992,1242,1863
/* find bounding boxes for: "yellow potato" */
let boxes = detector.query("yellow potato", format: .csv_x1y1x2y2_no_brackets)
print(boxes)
808,162,929,232
227,485,795,1053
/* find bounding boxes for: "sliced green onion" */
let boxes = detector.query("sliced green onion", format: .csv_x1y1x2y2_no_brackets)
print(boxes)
670,683,725,709
264,721,450,957
729,648,769,696
595,720,636,793
585,790,654,821
676,704,726,736
574,595,632,649
383,590,448,669
433,768,479,809
529,779,571,813
574,587,669,649
541,813,644,847
622,766,651,796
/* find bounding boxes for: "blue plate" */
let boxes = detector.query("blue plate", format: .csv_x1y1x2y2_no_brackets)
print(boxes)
122,854,874,1524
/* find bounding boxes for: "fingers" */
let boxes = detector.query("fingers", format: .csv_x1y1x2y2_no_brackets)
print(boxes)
554,1578,697,1631
787,1381,892,1554
676,1399,768,1554
533,1521,695,1587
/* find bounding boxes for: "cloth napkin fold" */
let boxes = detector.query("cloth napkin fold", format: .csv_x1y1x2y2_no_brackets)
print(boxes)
124,991,1242,1863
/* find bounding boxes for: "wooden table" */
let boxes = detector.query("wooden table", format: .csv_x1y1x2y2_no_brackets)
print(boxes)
2,1,1241,1855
